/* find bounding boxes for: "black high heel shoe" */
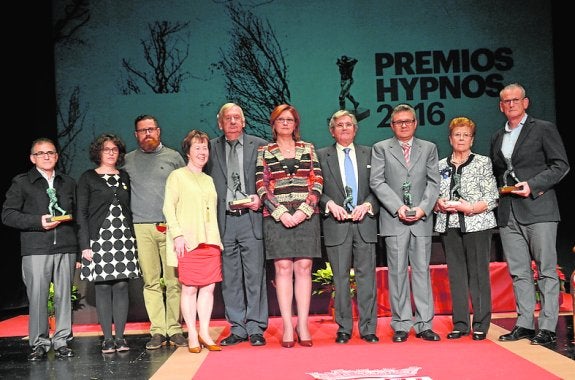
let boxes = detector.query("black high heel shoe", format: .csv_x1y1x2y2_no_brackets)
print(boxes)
295,327,313,347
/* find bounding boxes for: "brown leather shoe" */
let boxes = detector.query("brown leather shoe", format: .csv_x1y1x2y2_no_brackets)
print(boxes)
198,335,222,351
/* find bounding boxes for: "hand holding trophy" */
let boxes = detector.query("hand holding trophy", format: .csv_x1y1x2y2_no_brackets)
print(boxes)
228,172,252,210
499,157,521,194
402,181,416,217
46,188,73,222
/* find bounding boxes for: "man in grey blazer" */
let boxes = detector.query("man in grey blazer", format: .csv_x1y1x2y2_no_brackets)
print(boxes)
370,104,440,342
490,83,569,345
318,110,379,344
205,103,269,346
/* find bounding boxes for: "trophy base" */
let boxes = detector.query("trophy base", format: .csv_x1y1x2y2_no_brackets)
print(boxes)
499,185,521,194
47,214,73,222
229,197,251,210
405,209,416,217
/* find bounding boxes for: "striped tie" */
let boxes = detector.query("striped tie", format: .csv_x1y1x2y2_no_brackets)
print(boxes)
402,143,411,166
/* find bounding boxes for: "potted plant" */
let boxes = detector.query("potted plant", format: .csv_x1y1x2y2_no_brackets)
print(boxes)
48,282,81,330
312,262,358,320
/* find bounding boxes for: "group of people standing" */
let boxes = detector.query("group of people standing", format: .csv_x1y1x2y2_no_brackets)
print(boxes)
1,82,569,361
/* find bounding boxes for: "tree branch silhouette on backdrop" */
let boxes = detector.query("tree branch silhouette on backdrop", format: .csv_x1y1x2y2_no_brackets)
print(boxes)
212,2,290,139
121,21,191,94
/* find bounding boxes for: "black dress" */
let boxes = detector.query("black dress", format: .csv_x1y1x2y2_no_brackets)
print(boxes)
80,174,140,282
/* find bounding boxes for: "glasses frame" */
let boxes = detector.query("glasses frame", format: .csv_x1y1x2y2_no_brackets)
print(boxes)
391,119,415,127
102,147,120,154
32,151,57,157
276,117,295,125
500,97,525,105
135,127,159,135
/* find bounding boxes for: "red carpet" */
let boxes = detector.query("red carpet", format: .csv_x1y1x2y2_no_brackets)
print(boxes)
0,315,151,338
191,316,562,380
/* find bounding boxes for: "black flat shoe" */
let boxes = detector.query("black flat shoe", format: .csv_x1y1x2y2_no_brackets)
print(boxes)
447,330,469,339
360,334,379,343
249,334,266,346
416,329,440,341
498,326,535,342
219,334,248,346
335,332,351,344
28,346,47,361
55,346,75,358
392,331,408,343
530,329,556,345
472,332,486,341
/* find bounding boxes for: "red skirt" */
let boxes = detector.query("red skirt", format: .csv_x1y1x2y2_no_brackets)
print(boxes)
178,243,222,286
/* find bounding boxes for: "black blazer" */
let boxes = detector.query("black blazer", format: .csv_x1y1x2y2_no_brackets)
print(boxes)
76,169,133,251
2,168,78,256
317,144,379,246
490,115,570,226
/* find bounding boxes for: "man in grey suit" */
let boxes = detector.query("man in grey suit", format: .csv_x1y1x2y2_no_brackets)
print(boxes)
490,83,569,345
370,104,440,342
318,110,379,344
206,103,269,346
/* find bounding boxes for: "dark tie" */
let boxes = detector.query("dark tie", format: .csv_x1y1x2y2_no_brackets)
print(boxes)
227,140,240,188
402,142,411,166
343,148,357,207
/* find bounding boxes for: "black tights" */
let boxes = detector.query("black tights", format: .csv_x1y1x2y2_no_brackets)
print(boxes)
95,279,129,340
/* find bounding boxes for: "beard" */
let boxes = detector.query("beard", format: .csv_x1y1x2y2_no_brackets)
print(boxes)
140,136,160,152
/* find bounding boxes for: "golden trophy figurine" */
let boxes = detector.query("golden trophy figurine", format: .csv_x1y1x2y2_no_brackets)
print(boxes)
46,188,73,222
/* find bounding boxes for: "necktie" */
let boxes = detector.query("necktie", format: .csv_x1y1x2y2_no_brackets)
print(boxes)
402,143,411,166
227,140,240,191
343,148,357,207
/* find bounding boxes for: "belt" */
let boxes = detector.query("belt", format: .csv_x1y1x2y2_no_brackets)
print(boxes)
226,209,249,216
134,221,165,225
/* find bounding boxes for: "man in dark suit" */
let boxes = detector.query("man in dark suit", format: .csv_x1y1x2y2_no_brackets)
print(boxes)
206,103,269,346
370,104,441,342
490,83,569,345
317,110,379,344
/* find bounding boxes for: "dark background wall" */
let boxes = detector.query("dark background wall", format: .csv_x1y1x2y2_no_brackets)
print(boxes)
1,3,572,317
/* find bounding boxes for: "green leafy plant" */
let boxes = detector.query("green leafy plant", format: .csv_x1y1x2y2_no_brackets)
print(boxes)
312,262,356,298
47,282,81,316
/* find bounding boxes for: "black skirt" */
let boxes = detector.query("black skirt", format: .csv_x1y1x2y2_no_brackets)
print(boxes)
263,212,321,259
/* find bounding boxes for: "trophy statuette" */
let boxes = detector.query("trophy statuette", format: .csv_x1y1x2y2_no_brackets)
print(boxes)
46,188,73,222
402,181,416,217
445,173,462,207
499,157,522,194
228,172,252,210
342,185,354,219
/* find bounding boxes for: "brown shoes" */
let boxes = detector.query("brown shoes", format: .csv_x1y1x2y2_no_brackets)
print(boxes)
198,335,222,351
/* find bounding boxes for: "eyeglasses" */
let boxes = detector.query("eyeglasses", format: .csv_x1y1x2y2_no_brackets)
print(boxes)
136,127,159,134
452,132,473,139
32,151,57,157
501,98,524,105
102,147,119,154
277,117,295,124
335,122,354,129
391,119,415,127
